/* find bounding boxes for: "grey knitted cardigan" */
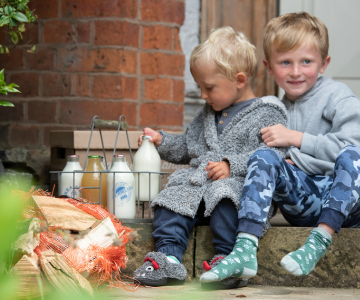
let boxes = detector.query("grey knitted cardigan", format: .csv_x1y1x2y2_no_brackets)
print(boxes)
151,96,288,218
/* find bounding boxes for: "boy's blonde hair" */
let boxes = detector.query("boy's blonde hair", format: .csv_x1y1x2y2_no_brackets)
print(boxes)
264,12,329,62
190,26,257,81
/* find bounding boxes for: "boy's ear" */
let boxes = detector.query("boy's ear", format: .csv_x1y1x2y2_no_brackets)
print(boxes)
235,72,247,89
263,59,273,75
319,55,331,74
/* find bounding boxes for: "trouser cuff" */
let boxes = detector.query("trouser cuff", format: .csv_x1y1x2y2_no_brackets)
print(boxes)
318,208,345,233
237,219,264,238
156,245,185,263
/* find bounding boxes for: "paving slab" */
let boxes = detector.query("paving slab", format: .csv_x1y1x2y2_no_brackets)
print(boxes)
104,282,360,300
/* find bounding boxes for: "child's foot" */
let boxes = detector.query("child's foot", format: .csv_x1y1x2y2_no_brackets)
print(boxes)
200,233,258,283
281,228,332,276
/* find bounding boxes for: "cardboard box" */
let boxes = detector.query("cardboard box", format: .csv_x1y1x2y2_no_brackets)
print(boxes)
49,130,189,198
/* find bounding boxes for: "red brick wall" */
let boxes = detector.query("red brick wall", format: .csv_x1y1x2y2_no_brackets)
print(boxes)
0,0,185,150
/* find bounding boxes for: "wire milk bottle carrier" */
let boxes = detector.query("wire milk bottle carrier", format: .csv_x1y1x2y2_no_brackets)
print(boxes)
50,115,168,220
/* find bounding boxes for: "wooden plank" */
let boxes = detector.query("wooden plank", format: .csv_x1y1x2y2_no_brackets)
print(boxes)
31,196,98,231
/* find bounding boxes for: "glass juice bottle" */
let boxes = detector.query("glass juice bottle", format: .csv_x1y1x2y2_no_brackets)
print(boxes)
107,155,135,219
82,155,107,207
133,135,161,201
60,155,83,198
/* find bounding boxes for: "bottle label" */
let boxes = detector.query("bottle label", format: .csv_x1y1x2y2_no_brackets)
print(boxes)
64,185,81,198
115,182,133,205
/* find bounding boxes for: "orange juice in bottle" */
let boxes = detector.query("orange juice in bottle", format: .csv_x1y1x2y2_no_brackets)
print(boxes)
82,155,107,208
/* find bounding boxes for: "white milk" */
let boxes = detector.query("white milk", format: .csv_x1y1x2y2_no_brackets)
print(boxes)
133,135,161,201
60,155,83,198
107,155,135,219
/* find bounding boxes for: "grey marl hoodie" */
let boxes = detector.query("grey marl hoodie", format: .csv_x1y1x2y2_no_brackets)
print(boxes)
151,96,287,218
283,77,360,176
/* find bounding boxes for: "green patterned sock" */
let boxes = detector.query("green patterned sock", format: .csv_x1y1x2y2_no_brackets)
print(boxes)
281,228,332,276
199,233,258,282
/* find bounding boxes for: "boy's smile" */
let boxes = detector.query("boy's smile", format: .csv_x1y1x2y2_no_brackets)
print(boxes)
263,42,330,100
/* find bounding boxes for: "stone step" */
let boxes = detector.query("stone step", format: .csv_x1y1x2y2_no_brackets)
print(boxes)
123,219,360,288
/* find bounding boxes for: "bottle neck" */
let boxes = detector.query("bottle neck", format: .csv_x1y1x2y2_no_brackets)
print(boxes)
87,157,103,171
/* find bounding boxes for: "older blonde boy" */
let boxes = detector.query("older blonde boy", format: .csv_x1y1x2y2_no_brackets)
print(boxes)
133,27,287,287
200,12,360,283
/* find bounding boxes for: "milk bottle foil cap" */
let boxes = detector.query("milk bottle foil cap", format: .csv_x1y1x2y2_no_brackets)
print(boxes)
67,155,79,158
113,154,125,157
67,155,80,162
142,135,152,140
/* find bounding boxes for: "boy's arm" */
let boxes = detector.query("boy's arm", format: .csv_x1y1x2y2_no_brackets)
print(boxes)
222,106,288,177
156,130,191,165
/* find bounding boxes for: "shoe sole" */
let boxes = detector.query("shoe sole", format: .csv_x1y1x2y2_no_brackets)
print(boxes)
135,277,185,287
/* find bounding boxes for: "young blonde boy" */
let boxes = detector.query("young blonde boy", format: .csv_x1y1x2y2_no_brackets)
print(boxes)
133,27,287,287
200,12,360,283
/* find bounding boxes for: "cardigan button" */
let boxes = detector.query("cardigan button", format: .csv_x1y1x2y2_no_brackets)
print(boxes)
223,113,228,117
219,121,224,125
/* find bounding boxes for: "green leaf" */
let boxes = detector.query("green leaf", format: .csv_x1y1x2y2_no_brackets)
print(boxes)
0,69,4,82
0,8,3,14
18,31,22,40
4,5,10,15
31,44,35,52
0,48,3,54
10,31,18,44
5,47,9,53
18,23,26,32
0,15,10,26
13,12,28,22
9,17,18,27
0,100,14,106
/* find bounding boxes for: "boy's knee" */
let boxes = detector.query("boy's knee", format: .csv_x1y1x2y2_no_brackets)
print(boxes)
336,145,360,162
249,148,283,166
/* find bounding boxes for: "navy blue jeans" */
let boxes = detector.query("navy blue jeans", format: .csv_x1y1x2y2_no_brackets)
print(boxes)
238,145,360,238
152,198,238,262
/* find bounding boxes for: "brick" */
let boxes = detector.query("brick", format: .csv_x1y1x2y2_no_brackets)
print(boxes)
94,21,139,47
76,22,91,43
62,0,137,18
74,74,91,97
173,80,184,102
58,48,137,73
140,52,184,76
28,100,57,123
43,125,74,147
27,48,55,70
44,20,75,44
142,25,172,50
93,75,137,99
144,78,171,100
0,101,23,122
9,73,39,97
29,0,59,19
18,22,39,46
173,27,182,52
9,125,40,146
59,100,137,125
139,103,183,126
0,29,7,44
141,0,185,25
42,74,71,97
0,49,24,70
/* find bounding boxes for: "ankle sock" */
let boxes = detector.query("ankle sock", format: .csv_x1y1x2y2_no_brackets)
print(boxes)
166,255,180,264
200,233,258,282
281,228,332,276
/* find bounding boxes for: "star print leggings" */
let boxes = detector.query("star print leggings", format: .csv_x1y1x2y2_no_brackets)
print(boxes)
237,145,360,238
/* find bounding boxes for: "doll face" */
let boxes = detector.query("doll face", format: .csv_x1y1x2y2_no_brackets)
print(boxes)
264,42,330,100
191,64,244,111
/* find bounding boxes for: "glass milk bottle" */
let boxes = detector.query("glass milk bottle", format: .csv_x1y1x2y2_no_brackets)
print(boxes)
60,155,83,198
107,155,135,219
82,155,107,207
133,135,161,201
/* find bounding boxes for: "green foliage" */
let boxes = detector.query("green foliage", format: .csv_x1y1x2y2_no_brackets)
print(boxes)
0,68,20,105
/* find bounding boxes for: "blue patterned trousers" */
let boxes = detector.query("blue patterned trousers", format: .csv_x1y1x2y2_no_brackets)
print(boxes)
238,145,360,237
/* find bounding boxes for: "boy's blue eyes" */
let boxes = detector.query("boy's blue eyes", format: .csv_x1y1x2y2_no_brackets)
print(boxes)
283,61,290,65
304,60,310,64
282,60,311,65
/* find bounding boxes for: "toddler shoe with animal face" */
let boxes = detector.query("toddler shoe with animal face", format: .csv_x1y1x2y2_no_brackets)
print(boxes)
133,252,187,286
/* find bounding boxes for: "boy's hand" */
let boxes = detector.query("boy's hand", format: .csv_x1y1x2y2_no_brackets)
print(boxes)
285,159,295,165
205,161,230,181
138,128,163,147
260,124,303,148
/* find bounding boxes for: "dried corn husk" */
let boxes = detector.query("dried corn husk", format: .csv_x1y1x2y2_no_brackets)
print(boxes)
40,249,93,296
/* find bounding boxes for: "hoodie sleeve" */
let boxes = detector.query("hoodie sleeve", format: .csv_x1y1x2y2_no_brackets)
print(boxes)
223,105,288,177
300,95,360,163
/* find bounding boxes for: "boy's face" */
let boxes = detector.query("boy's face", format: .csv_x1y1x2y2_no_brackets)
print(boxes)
191,64,243,111
263,42,330,100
